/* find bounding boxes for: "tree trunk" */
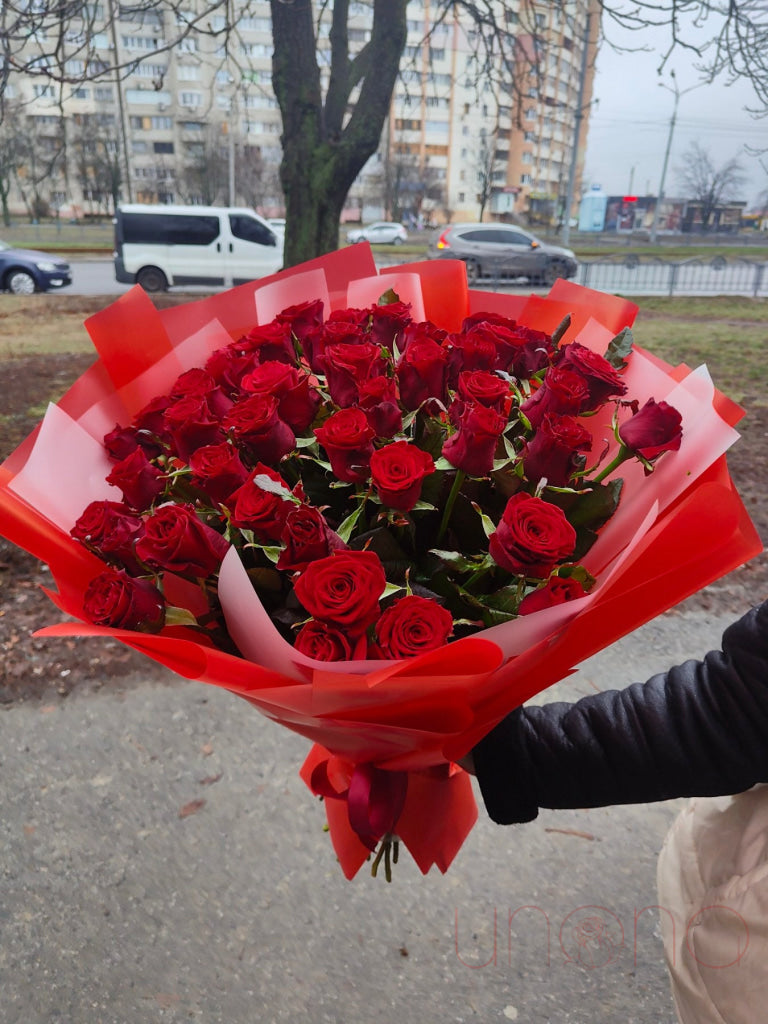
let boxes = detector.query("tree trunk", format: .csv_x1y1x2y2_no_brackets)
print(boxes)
271,0,408,267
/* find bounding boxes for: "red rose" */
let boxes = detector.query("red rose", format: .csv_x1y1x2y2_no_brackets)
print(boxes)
519,576,587,615
369,440,435,512
133,394,173,447
522,413,592,487
307,320,367,374
163,394,225,461
555,342,627,410
506,325,556,378
293,549,386,634
276,504,346,572
357,376,403,439
619,398,683,461
135,504,229,578
71,500,144,572
396,335,448,411
456,369,511,416
223,394,296,466
489,493,577,577
83,569,165,633
368,301,412,352
442,401,507,477
188,442,250,504
106,447,165,511
275,298,325,346
169,368,233,418
228,465,293,541
241,360,321,432
205,344,258,392
397,319,448,354
461,312,518,332
103,423,161,461
314,408,376,484
294,619,368,662
323,340,387,408
374,595,453,659
240,320,296,365
520,365,590,429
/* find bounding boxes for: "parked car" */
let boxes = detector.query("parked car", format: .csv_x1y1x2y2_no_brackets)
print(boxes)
428,223,577,286
346,222,408,245
0,240,72,294
113,205,283,291
267,218,286,237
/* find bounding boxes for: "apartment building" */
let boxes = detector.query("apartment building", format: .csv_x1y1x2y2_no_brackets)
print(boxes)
4,0,598,226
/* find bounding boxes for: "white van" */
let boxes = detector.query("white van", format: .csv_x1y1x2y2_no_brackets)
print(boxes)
113,204,284,292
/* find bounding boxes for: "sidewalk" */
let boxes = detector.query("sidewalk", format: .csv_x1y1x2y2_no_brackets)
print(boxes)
0,603,737,1023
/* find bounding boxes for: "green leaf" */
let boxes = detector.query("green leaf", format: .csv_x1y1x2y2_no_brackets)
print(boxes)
470,501,497,540
433,457,455,471
337,504,364,543
566,479,623,530
164,605,200,628
604,326,634,370
429,548,495,574
252,473,293,499
378,287,401,306
295,435,319,449
382,581,405,598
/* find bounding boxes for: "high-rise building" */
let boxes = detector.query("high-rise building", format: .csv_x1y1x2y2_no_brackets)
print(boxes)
3,1,598,226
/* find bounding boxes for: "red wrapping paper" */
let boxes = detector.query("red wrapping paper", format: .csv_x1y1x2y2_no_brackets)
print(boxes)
0,247,761,878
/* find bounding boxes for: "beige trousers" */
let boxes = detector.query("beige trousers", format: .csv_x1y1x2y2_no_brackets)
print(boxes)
657,785,768,1023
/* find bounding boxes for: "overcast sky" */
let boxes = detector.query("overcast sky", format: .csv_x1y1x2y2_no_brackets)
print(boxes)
584,27,768,206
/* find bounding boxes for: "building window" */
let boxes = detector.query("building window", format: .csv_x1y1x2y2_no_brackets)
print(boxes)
95,87,114,102
180,91,202,107
154,141,174,154
177,65,200,81
521,173,532,185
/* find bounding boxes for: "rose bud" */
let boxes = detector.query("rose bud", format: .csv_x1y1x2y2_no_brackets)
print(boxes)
106,447,165,511
442,401,507,477
369,440,435,512
396,335,448,411
276,504,346,572
205,344,259,393
358,376,403,439
188,442,250,505
228,464,293,541
489,493,577,578
163,394,225,461
103,423,161,462
374,595,453,659
314,408,376,484
133,394,173,447
83,569,165,633
618,398,683,462
241,360,321,433
519,576,588,615
275,298,325,347
461,312,518,333
240,320,296,365
522,413,592,488
293,549,386,635
71,500,144,572
223,394,296,466
506,325,556,379
520,365,590,429
368,301,412,352
308,320,368,374
136,503,229,579
323,340,387,408
294,619,368,662
554,342,627,410
169,368,233,419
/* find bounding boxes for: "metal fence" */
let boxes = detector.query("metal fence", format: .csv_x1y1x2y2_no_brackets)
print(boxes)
574,256,768,297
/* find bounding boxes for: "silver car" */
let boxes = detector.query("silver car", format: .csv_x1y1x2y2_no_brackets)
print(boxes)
346,222,408,245
428,223,577,286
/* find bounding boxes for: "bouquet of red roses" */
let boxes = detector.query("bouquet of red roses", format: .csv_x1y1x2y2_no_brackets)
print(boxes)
0,248,760,878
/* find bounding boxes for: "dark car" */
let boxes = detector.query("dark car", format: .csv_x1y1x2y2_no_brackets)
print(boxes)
0,240,72,294
428,223,577,286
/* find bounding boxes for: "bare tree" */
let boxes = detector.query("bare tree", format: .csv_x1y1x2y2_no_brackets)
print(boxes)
676,142,747,230
71,113,123,217
474,124,505,222
177,124,229,205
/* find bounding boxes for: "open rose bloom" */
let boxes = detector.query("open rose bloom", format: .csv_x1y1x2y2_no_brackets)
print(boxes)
0,245,760,879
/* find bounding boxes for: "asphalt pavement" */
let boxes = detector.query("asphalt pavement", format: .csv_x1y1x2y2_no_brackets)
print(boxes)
0,601,744,1024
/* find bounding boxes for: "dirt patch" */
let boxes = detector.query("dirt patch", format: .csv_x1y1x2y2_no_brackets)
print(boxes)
0,322,765,705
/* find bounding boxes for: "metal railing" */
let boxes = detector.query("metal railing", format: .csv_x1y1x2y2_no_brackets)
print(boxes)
575,256,767,297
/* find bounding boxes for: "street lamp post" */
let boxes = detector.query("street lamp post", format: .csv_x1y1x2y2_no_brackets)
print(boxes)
649,72,703,243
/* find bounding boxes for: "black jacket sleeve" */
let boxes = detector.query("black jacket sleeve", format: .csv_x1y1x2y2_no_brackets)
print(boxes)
473,600,768,824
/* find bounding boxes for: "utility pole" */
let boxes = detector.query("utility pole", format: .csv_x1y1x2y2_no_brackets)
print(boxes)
561,10,591,247
649,72,703,243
